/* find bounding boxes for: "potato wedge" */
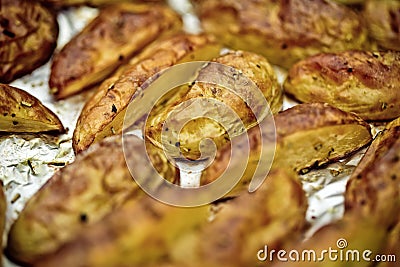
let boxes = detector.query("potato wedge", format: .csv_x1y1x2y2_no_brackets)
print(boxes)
202,103,372,184
0,0,58,83
6,134,176,265
196,168,307,267
50,3,182,99
32,169,306,267
376,215,400,267
364,0,400,51
32,194,210,267
0,84,64,133
145,50,282,160
284,51,400,121
194,0,371,69
72,34,221,154
345,116,400,227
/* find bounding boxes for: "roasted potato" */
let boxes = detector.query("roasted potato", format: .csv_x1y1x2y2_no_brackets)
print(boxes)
50,3,182,99
39,0,164,8
376,215,400,267
32,194,210,267
0,84,64,133
0,0,58,83
345,116,400,227
73,34,221,154
273,103,372,173
284,51,400,121
364,0,400,51
6,134,176,265
145,50,282,160
194,0,371,69
202,103,372,181
32,169,306,267
195,169,307,267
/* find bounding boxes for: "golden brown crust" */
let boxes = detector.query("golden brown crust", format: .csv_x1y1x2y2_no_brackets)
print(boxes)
72,33,221,154
6,135,176,265
50,4,182,99
194,0,371,69
32,169,306,267
284,51,400,121
32,194,210,267
145,50,282,160
364,0,400,51
197,169,307,267
345,116,400,227
0,0,58,83
202,103,372,183
0,84,64,133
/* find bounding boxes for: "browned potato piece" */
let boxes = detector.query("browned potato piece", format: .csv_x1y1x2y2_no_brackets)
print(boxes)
0,0,58,83
194,0,371,69
195,169,307,267
284,51,400,121
202,103,372,183
32,169,306,267
376,215,400,267
50,4,182,99
72,34,221,154
0,84,64,133
345,116,400,228
6,135,176,265
40,0,164,8
364,0,400,51
145,50,282,160
32,194,210,267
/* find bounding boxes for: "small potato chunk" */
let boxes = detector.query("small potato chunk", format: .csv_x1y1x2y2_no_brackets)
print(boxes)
49,3,182,99
194,0,371,69
72,34,221,154
284,51,400,121
0,0,58,83
0,84,64,133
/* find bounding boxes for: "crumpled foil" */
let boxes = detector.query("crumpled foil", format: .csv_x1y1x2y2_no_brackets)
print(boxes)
0,1,382,266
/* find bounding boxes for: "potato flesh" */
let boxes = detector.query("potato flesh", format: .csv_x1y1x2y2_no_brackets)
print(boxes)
276,124,372,172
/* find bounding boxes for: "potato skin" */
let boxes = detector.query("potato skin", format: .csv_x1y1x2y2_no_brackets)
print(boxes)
284,51,400,121
50,4,182,99
345,116,400,228
73,34,221,154
202,103,372,185
6,135,176,265
0,84,64,133
364,0,400,51
145,50,282,160
194,0,371,69
0,0,58,83
32,169,306,267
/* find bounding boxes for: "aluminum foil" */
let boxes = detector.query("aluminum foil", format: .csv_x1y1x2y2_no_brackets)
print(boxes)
0,1,381,266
